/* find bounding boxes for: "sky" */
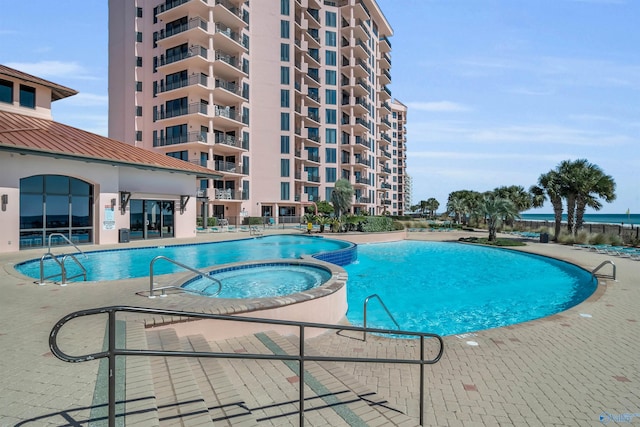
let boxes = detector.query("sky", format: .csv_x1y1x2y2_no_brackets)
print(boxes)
1,1,638,214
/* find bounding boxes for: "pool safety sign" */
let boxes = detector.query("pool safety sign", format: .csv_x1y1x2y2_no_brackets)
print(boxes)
103,206,116,230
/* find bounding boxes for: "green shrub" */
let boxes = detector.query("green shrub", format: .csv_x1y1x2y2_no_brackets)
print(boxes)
207,217,218,227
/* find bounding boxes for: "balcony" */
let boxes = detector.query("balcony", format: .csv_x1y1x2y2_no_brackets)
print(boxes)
153,131,207,147
159,45,208,73
157,17,208,46
157,73,209,97
213,22,248,54
214,160,245,175
213,52,247,80
213,188,246,200
213,105,247,130
214,133,248,152
155,102,208,122
213,0,245,29
213,77,247,104
157,0,209,22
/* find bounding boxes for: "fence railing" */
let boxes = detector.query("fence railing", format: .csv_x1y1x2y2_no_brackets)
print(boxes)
49,306,444,427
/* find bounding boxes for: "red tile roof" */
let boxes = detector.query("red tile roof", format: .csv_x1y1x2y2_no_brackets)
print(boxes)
0,64,78,101
0,110,221,178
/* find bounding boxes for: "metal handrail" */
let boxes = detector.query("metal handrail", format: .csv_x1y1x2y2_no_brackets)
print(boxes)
149,255,222,298
39,233,87,285
49,306,444,427
592,260,616,281
363,294,400,342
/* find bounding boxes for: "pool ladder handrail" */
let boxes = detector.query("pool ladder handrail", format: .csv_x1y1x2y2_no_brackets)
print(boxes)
149,255,222,298
592,260,616,281
363,293,400,342
39,233,87,285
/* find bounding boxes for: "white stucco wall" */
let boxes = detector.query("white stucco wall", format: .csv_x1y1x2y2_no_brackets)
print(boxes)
0,151,200,253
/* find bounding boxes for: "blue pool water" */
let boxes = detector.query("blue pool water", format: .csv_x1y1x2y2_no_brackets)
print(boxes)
183,264,332,299
344,241,596,336
16,236,596,336
16,235,350,281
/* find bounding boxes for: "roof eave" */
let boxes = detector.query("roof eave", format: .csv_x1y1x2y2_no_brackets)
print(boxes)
0,145,222,180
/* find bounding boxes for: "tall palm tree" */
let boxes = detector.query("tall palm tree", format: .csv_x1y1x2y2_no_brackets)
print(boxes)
530,170,564,241
556,159,581,233
477,195,519,242
571,160,616,231
331,178,354,218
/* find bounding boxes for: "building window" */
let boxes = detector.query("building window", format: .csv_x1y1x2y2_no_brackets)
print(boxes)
325,31,336,47
326,109,336,124
280,43,289,61
281,0,289,15
167,150,188,160
0,79,13,104
280,20,290,38
135,81,143,92
136,106,143,116
136,7,143,17
280,182,290,200
325,70,336,85
280,136,290,153
280,66,290,84
135,131,143,141
280,112,290,131
325,50,336,66
280,89,289,107
136,32,143,42
325,11,337,27
325,128,336,144
325,148,336,163
325,89,336,105
136,56,143,67
19,85,35,108
19,175,94,248
326,168,337,183
280,159,290,177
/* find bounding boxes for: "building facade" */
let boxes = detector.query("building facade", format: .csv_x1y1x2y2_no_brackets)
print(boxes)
0,65,218,253
108,0,407,223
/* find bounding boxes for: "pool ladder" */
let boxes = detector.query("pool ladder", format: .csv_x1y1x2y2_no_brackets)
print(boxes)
363,294,400,341
39,233,87,285
148,255,222,298
592,260,616,281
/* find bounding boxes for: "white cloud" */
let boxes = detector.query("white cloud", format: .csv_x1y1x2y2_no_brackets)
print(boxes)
5,60,99,81
61,93,109,107
405,101,471,112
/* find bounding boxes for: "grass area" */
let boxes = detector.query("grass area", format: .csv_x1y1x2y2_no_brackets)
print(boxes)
458,237,527,247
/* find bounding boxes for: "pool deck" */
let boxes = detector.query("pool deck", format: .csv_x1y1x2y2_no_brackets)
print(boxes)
0,228,639,426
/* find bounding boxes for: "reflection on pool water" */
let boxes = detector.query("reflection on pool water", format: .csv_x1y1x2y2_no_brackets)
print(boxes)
182,263,332,299
344,241,596,336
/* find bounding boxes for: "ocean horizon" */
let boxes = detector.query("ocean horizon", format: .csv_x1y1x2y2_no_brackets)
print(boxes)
519,213,639,226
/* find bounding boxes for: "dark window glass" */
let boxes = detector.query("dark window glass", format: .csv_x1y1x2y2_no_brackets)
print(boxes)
46,175,69,195
21,175,43,193
71,196,91,227
46,194,70,228
0,79,13,104
19,85,35,108
20,194,43,228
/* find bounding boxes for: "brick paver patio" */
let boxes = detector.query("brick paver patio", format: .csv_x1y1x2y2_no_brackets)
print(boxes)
0,229,638,426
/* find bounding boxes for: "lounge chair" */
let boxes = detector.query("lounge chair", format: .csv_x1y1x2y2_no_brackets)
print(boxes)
250,226,263,236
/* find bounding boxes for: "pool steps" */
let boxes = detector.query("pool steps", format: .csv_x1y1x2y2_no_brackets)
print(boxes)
114,322,419,426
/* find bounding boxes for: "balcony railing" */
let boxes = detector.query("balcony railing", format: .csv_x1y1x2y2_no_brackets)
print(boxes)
155,102,208,121
214,52,241,70
215,23,247,48
159,73,208,93
153,131,207,147
214,160,243,174
214,133,247,149
158,17,207,40
355,177,370,185
215,0,243,19
160,45,208,67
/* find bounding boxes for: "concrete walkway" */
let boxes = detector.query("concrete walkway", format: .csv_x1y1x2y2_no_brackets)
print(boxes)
0,229,638,426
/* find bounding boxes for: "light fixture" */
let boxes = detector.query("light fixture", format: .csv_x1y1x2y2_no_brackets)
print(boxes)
119,191,131,214
1,194,7,212
111,198,117,210
180,195,190,214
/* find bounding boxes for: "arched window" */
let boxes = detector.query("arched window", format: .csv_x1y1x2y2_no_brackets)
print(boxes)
19,175,93,248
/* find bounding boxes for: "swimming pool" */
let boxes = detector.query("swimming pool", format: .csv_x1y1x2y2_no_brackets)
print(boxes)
344,241,596,336
182,262,332,299
16,235,352,281
15,235,596,336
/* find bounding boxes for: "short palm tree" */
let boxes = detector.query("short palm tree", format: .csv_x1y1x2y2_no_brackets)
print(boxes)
530,170,564,241
477,195,520,242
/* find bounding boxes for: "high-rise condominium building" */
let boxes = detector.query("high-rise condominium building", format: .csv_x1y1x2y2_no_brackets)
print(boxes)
109,0,407,223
